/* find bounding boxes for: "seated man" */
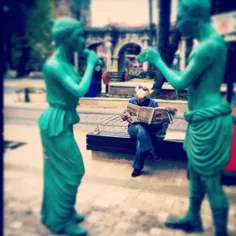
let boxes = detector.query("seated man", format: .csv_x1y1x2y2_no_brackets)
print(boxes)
121,84,161,177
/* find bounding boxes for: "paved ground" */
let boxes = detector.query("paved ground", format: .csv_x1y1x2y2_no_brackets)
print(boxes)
4,123,236,236
3,80,236,235
4,102,187,134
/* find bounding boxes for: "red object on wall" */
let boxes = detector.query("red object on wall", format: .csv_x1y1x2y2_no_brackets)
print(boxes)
225,124,236,172
102,71,110,85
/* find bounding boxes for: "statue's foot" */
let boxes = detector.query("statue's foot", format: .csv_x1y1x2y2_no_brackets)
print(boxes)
165,217,203,233
75,213,85,223
63,225,87,236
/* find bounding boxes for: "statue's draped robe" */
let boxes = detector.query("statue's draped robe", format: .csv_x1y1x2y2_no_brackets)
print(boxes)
38,63,84,233
184,100,233,176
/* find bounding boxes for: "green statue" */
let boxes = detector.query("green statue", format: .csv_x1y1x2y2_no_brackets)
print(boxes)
38,17,100,236
137,0,233,235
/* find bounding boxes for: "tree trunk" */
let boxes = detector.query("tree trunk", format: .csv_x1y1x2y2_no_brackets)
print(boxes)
211,0,236,103
17,40,31,77
157,0,171,61
211,0,236,14
152,0,181,97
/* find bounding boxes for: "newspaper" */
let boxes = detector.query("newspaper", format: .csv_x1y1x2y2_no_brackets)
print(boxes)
126,103,174,125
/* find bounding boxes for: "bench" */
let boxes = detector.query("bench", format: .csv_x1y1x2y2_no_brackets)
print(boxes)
109,72,125,82
86,130,187,160
86,130,236,185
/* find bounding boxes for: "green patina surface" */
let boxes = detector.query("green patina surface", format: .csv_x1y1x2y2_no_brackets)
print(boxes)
137,0,233,235
38,17,99,236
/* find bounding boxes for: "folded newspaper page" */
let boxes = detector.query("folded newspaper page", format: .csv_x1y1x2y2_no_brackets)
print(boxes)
126,103,174,125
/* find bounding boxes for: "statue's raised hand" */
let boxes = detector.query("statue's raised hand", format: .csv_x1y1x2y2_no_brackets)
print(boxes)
84,49,100,66
137,47,161,64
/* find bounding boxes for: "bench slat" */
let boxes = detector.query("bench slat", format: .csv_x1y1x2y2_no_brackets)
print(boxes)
87,131,131,138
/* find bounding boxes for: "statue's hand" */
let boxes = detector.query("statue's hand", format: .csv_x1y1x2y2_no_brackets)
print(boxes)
137,47,161,64
86,50,100,66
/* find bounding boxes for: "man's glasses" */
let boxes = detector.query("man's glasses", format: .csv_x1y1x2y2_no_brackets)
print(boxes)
138,85,148,91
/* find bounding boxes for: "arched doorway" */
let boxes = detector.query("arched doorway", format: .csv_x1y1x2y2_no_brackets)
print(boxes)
88,42,104,53
118,43,141,73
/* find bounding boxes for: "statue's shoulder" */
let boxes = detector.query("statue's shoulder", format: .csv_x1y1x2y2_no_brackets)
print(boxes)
195,36,226,60
209,36,225,48
204,36,226,54
43,57,61,74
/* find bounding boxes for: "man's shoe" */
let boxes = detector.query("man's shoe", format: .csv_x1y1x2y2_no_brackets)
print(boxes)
165,217,203,233
131,169,142,177
144,149,161,162
150,149,161,162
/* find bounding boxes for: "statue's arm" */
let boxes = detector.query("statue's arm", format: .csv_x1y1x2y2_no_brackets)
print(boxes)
138,45,216,91
45,61,95,97
172,70,182,76
154,50,213,91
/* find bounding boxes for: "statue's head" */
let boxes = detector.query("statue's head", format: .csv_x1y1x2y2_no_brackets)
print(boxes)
177,0,211,37
52,17,85,53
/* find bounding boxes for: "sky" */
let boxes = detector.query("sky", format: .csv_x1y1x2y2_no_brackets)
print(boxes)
91,0,178,27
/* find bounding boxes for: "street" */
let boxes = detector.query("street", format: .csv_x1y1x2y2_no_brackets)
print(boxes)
4,106,187,133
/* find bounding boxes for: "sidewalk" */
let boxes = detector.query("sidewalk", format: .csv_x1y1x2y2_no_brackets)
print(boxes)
4,124,236,236
3,78,167,92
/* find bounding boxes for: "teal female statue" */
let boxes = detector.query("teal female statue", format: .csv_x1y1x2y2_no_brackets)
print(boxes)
137,1,233,235
38,17,100,236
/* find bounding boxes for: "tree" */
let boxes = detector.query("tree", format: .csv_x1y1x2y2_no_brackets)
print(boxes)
70,0,91,26
6,0,52,77
211,0,236,103
152,0,235,99
211,0,236,14
151,0,181,97
25,0,52,73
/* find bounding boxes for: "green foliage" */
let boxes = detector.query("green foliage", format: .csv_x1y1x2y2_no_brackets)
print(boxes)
9,0,52,74
26,0,52,52
25,0,52,71
101,90,188,100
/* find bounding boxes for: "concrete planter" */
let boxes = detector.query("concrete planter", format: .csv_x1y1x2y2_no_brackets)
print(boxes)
79,97,187,112
28,71,43,79
14,89,187,112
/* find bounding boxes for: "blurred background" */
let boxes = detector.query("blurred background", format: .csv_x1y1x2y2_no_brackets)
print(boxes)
1,0,236,100
2,2,236,235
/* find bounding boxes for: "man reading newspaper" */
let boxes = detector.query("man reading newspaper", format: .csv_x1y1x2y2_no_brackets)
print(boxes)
126,102,174,125
121,84,162,177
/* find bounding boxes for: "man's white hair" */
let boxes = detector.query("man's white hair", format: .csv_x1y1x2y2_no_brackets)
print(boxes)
135,85,150,98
